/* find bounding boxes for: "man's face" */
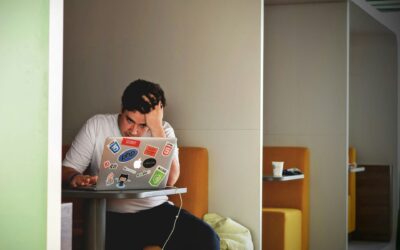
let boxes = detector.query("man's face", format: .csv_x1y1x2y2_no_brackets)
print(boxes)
118,110,149,137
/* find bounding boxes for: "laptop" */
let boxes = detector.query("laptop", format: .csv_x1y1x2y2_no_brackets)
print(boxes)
79,136,177,190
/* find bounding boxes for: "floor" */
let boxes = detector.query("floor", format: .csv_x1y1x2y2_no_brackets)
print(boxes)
348,240,392,250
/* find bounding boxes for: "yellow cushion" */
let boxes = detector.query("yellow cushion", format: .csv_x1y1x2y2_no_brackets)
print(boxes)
262,208,301,250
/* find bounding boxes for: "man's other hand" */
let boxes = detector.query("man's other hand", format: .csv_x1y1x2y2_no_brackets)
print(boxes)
70,175,98,188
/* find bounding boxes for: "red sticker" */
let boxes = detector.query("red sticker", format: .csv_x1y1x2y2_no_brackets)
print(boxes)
122,138,141,147
162,143,174,157
144,145,159,157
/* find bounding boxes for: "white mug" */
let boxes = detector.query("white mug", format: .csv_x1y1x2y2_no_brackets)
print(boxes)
272,161,284,177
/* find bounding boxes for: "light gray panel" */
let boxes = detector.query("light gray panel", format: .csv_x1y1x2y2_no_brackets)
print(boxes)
264,3,347,137
264,2,348,250
349,33,397,165
61,203,73,250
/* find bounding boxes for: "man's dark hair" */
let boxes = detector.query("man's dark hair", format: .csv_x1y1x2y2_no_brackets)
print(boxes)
121,79,166,113
119,174,129,180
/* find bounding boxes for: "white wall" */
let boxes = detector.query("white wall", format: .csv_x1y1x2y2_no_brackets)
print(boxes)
264,3,348,250
47,0,64,249
63,0,263,248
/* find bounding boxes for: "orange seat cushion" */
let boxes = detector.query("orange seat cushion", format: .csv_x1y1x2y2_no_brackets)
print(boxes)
169,147,208,219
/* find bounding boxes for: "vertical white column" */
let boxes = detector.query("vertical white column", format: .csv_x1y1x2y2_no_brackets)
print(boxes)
47,0,64,249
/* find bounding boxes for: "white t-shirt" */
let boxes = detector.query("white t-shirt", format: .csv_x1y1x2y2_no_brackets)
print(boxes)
63,113,179,213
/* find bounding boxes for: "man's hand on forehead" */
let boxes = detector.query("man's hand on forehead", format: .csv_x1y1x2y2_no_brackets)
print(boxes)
141,93,164,137
142,94,162,108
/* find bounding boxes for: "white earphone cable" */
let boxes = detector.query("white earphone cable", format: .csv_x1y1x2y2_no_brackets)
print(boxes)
161,186,183,250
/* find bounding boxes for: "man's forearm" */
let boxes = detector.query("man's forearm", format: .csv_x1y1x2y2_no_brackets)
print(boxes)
167,158,180,186
150,125,166,138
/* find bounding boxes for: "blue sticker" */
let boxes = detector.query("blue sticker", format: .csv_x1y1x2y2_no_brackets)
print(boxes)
109,141,121,154
118,149,138,162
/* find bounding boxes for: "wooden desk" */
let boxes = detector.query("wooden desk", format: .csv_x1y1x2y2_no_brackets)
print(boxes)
352,165,391,241
62,187,187,250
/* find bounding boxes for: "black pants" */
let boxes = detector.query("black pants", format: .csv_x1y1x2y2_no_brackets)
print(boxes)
105,202,220,250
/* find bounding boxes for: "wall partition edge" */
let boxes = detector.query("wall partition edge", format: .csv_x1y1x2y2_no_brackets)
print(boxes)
47,0,64,249
259,1,265,249
346,1,350,249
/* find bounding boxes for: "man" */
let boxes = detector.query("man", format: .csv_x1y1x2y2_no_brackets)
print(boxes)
62,79,220,250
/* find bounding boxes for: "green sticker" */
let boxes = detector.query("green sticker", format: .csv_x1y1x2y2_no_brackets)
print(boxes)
149,166,168,187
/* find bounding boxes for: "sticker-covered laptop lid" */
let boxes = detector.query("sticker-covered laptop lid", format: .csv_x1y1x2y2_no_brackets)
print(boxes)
95,137,177,190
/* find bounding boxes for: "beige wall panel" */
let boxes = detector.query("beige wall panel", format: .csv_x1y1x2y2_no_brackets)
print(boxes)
264,3,347,250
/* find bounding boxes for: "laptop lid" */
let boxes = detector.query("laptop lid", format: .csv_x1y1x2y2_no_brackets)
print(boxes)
85,137,177,190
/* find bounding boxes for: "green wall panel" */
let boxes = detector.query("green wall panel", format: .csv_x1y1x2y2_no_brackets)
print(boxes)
0,0,49,249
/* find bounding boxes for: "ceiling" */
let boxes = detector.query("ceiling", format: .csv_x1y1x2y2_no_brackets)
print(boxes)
351,1,393,34
366,0,400,12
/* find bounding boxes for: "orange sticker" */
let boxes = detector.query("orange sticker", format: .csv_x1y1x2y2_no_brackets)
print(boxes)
144,145,158,157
